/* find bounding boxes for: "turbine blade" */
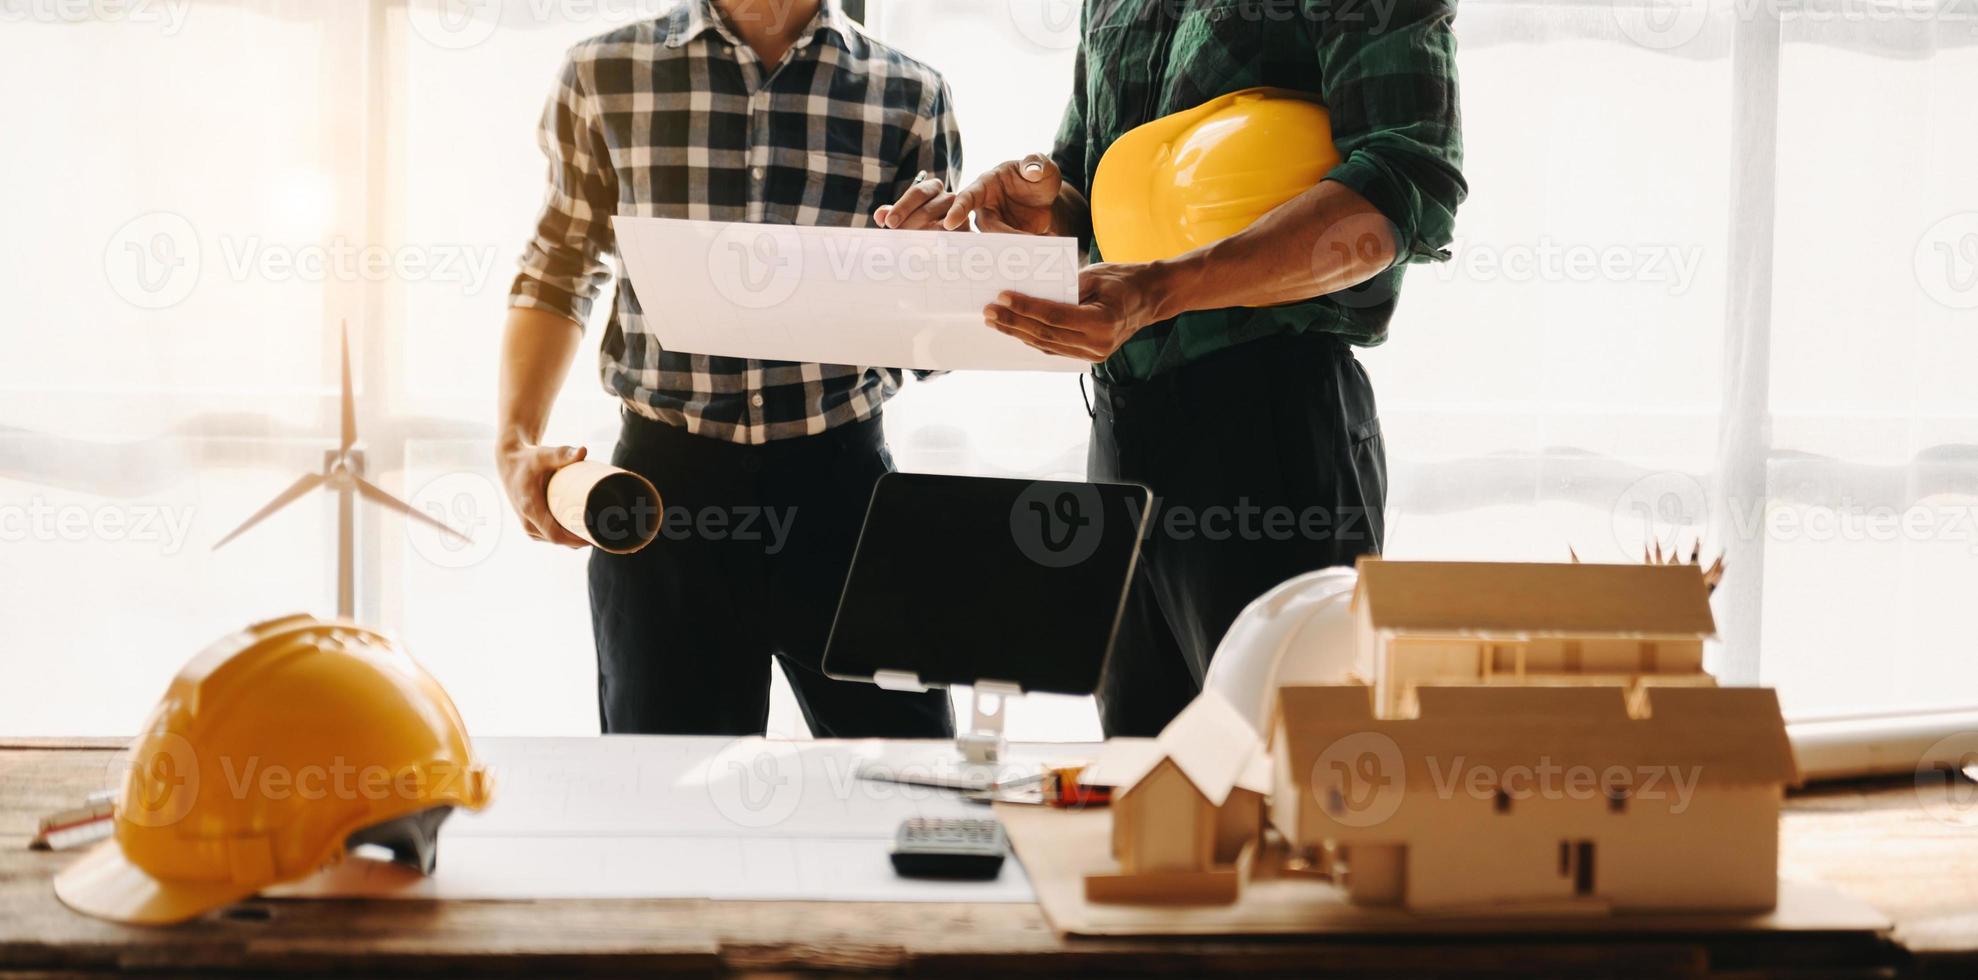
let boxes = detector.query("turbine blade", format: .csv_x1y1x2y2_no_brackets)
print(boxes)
340,320,358,456
352,475,471,545
212,472,325,550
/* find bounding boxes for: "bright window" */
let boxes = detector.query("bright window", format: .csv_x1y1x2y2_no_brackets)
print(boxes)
3,0,1974,738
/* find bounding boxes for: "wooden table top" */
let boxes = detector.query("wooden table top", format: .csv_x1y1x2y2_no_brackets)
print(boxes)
4,739,1973,978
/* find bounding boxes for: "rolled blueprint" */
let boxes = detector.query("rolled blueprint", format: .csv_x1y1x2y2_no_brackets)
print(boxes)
545,460,662,555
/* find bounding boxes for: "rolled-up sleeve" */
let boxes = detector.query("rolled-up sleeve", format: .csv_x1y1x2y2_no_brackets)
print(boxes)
510,51,619,326
1315,0,1466,266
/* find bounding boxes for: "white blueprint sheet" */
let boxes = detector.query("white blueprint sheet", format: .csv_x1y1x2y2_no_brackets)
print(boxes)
612,216,1086,372
269,736,1088,903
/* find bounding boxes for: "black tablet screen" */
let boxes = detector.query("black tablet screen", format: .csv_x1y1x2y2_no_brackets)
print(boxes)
823,474,1152,695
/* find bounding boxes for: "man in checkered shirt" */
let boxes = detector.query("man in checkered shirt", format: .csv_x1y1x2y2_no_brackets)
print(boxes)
496,0,957,738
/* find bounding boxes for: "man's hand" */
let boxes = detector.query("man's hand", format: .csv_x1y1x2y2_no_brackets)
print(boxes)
984,182,1402,361
875,153,1064,234
984,262,1171,362
498,441,591,548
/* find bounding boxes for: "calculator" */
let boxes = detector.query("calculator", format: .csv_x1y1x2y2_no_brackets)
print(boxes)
888,817,1008,880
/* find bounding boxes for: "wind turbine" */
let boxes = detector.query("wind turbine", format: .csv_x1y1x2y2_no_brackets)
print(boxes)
212,320,469,618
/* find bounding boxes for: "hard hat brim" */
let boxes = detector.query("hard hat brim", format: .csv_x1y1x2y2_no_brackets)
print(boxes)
54,839,263,925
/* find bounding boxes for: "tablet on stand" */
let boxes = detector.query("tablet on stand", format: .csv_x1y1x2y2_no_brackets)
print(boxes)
824,473,1152,776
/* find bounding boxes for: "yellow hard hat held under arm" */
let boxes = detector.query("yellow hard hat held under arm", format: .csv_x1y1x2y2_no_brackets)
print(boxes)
1091,88,1342,267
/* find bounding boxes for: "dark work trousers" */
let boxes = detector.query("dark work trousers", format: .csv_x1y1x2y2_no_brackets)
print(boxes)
1088,331,1387,736
588,410,955,738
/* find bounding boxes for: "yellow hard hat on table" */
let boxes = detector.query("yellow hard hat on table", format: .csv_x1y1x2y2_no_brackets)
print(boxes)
1092,87,1341,264
54,614,491,924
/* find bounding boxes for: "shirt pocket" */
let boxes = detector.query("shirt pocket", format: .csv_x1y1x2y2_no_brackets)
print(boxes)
1166,0,1271,111
1083,18,1156,144
804,150,887,227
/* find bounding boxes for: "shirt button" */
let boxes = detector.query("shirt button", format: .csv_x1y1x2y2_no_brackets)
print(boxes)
751,167,765,181
751,393,765,408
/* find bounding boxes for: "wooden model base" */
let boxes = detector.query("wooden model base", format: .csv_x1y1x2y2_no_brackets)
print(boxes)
1000,804,1887,939
1084,837,1258,906
1085,868,1241,905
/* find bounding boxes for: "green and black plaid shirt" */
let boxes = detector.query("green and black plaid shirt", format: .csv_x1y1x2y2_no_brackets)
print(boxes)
1052,0,1466,382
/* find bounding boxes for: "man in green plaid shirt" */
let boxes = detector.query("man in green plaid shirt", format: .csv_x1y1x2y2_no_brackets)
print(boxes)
879,0,1465,735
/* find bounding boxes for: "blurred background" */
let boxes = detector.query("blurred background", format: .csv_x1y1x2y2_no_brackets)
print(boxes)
3,0,1976,739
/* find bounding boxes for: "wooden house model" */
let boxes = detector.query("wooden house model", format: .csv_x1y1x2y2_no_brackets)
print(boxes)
1079,691,1270,904
1351,559,1720,718
1270,682,1800,912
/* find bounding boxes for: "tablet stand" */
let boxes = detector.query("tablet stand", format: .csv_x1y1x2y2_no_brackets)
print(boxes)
958,680,1022,765
875,672,1024,766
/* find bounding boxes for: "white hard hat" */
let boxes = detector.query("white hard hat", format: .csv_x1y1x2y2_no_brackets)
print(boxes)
1202,566,1364,733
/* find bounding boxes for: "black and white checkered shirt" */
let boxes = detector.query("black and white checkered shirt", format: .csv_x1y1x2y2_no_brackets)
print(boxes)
510,0,962,444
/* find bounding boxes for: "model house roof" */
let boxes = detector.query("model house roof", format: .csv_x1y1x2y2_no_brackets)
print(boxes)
1352,559,1718,638
1276,683,1799,789
1082,691,1272,807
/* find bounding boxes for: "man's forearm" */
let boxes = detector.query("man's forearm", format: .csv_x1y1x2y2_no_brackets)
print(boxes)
498,306,584,450
1145,179,1397,321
